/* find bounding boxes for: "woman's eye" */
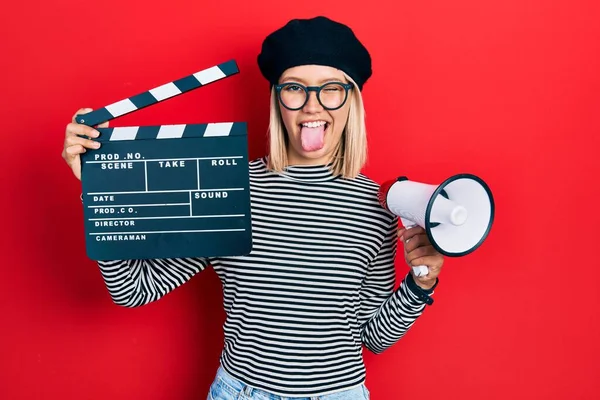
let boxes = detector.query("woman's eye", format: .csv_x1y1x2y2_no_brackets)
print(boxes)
323,84,343,92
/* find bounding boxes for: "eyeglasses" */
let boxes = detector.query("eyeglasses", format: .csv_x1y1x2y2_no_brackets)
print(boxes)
275,82,354,111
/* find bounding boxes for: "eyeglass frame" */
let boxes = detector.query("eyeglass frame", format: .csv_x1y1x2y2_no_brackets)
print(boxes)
274,81,354,111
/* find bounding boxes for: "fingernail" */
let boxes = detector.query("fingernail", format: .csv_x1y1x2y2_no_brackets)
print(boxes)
93,142,101,148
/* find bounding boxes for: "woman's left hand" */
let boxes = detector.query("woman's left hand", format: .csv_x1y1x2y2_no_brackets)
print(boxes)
398,226,444,290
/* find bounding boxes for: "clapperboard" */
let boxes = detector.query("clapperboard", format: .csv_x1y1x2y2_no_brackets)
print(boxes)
77,60,252,261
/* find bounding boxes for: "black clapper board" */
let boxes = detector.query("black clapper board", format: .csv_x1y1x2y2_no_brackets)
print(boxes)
76,60,252,261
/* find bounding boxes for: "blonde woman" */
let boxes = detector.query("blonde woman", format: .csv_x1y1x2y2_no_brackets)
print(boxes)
62,16,444,400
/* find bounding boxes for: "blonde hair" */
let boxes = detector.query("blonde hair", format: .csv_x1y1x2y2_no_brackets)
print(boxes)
266,73,367,179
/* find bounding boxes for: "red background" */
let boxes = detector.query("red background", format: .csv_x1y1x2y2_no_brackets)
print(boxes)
1,0,599,399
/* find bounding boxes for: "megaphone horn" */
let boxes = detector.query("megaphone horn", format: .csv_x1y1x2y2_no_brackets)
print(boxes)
378,174,495,277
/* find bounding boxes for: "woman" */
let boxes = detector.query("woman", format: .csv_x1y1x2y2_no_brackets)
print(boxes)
62,16,443,400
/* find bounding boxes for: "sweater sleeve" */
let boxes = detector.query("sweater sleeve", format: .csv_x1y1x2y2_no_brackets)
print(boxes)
96,257,211,307
358,218,432,354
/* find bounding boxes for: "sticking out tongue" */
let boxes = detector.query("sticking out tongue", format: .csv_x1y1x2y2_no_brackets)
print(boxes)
301,124,326,151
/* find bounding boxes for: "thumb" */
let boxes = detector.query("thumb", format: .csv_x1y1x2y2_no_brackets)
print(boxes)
72,108,93,123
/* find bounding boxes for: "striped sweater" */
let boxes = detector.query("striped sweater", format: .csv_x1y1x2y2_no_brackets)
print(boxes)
96,157,432,397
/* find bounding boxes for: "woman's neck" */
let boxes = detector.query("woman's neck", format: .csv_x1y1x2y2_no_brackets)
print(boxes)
286,151,333,167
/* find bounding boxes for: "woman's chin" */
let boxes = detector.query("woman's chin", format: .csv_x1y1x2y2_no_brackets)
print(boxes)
292,146,333,164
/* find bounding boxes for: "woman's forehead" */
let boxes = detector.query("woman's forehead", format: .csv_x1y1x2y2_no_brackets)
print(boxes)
279,65,346,84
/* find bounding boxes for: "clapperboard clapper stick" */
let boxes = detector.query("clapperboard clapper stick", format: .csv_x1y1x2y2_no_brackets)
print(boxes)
77,60,252,261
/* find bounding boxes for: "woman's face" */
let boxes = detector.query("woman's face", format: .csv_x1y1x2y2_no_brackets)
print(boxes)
277,65,352,165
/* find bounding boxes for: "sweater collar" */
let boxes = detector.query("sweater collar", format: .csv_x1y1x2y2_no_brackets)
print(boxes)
261,157,339,182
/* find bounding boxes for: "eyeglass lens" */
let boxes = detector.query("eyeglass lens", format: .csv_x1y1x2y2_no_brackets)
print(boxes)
280,83,348,110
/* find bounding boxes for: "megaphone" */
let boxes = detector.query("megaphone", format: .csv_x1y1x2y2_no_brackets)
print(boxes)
378,174,495,277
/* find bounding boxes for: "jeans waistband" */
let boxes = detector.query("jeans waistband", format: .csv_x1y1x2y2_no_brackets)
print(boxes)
211,365,369,400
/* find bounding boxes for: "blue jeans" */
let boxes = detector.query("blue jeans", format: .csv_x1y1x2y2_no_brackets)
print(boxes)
207,365,371,400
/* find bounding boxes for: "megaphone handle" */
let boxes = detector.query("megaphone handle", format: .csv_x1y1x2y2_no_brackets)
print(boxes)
400,219,430,277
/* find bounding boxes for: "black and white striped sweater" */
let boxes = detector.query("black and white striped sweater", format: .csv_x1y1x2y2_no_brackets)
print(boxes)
96,157,431,397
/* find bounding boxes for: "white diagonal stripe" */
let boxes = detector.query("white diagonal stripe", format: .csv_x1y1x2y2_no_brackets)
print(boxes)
149,82,182,101
157,124,186,139
110,127,139,141
105,99,137,117
204,122,233,137
193,66,226,84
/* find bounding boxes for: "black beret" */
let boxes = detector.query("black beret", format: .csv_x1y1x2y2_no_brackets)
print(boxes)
257,16,372,91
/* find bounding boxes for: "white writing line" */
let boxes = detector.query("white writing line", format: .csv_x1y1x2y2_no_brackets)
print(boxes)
87,188,244,195
144,160,148,191
87,203,189,208
89,214,245,221
90,229,246,235
86,156,243,164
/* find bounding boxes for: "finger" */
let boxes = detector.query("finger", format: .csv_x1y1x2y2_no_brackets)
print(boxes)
414,263,442,281
397,227,405,239
402,226,425,241
406,245,437,264
403,233,430,252
65,122,100,139
65,144,86,157
409,255,444,270
65,135,101,150
97,121,109,128
72,108,93,123
402,233,421,252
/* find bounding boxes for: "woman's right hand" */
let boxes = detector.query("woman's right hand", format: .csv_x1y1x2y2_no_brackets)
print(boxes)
62,108,108,180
